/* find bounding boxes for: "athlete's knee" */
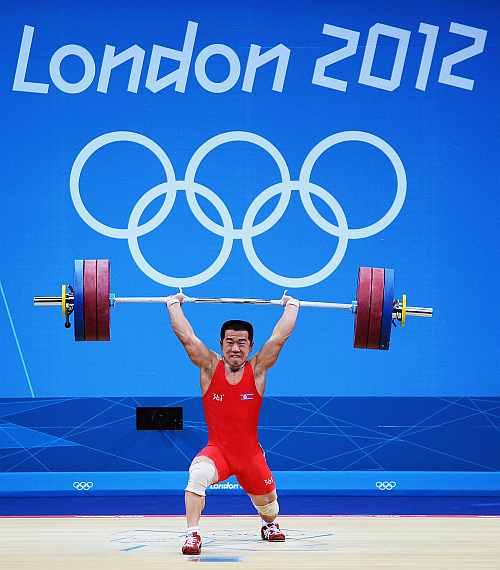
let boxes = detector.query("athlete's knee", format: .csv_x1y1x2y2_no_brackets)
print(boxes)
252,498,279,518
185,459,217,497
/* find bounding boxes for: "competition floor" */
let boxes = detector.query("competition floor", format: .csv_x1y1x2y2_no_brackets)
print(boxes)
1,497,500,569
1,514,499,569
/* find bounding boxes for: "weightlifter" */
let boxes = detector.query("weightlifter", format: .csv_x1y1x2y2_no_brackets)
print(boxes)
165,291,300,555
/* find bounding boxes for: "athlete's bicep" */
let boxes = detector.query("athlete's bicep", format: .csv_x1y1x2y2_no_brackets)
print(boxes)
182,335,217,369
253,335,285,371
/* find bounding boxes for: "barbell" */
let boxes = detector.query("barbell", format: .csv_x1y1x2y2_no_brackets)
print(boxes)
33,259,433,350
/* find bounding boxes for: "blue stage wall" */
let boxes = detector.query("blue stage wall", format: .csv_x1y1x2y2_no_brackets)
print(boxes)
1,0,499,495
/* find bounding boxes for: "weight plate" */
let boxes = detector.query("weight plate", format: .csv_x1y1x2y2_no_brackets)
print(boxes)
73,260,85,341
367,268,385,349
380,268,394,350
83,260,98,341
96,259,110,341
353,267,372,349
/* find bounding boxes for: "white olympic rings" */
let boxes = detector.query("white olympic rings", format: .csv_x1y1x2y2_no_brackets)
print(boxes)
72,481,94,491
375,480,397,491
70,130,407,288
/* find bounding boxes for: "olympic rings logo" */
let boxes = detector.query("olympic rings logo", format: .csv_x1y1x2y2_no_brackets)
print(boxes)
375,480,397,491
72,481,94,491
70,130,406,288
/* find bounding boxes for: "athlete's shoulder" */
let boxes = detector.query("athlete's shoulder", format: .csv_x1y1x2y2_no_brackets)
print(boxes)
249,353,267,376
200,354,222,395
249,356,266,397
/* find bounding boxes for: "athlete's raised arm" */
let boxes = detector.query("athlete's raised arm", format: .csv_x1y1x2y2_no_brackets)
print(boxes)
253,295,300,373
166,294,218,370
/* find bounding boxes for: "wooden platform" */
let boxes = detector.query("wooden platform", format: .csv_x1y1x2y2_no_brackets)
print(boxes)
1,515,499,569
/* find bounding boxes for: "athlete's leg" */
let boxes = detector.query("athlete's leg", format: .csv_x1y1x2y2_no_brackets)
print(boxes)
236,449,285,541
248,488,285,541
182,454,221,555
185,456,218,527
185,446,231,527
247,489,279,524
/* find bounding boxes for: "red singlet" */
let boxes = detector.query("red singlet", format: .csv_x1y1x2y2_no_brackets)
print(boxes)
196,360,276,495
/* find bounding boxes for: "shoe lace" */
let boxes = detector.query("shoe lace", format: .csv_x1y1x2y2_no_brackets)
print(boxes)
185,533,199,546
265,522,279,533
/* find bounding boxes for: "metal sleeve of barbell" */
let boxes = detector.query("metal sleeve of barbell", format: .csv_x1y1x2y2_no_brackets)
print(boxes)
33,297,63,306
393,304,433,318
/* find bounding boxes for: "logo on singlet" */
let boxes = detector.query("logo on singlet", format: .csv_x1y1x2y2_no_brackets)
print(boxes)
240,393,255,400
213,393,224,402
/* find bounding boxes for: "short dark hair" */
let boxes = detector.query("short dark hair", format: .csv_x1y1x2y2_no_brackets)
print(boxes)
220,320,254,343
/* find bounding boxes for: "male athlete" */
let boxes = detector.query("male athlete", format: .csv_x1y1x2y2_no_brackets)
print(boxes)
165,292,300,555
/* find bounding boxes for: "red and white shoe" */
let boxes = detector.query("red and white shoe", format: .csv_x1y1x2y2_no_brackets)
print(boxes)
182,531,202,555
261,522,286,542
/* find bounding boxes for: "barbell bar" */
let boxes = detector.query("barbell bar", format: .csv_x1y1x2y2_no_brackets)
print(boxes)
33,259,433,349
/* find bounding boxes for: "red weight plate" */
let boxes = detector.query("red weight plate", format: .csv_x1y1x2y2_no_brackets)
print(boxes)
83,259,98,341
96,259,110,341
367,268,385,349
353,267,372,349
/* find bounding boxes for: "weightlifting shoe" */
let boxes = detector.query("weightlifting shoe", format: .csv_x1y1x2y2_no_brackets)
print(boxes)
182,531,202,555
261,521,286,541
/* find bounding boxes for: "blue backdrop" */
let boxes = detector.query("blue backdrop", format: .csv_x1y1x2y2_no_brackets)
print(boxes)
1,0,499,495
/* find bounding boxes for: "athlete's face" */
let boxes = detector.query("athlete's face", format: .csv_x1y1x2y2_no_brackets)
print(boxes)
221,330,253,369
